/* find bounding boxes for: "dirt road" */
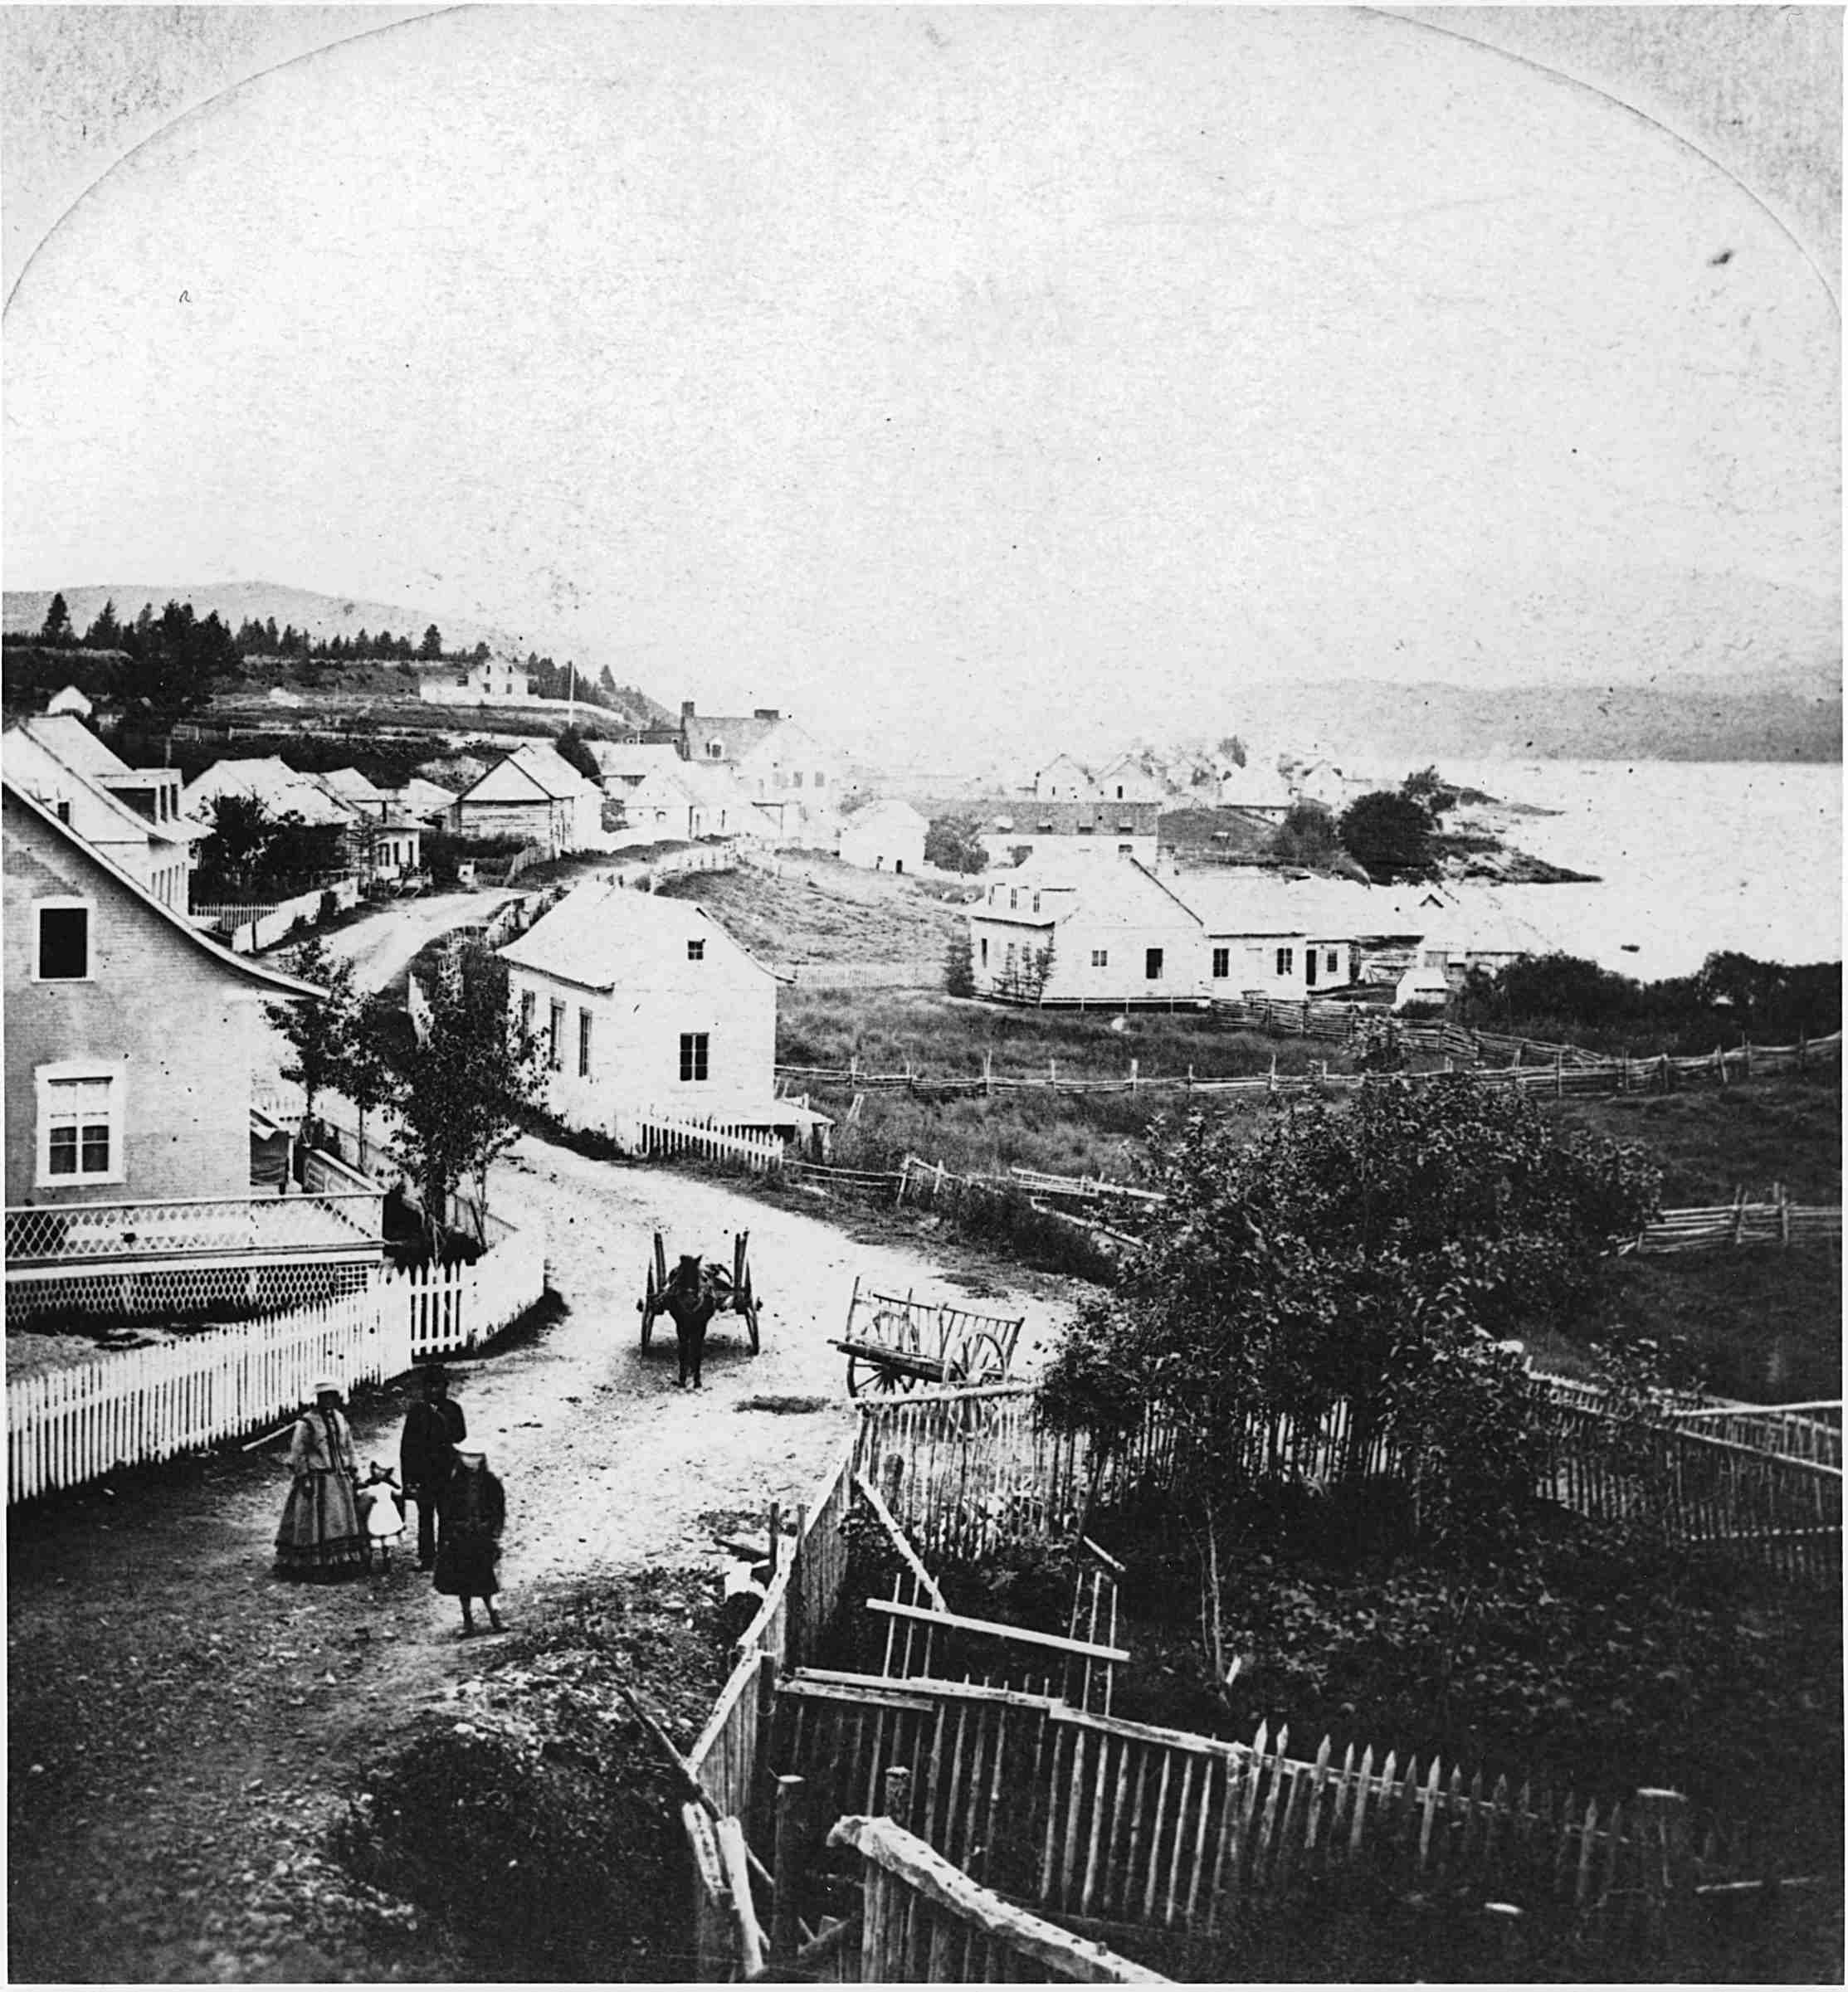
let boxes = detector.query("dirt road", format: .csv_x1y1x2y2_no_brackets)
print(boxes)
7,1137,1078,1981
315,888,522,992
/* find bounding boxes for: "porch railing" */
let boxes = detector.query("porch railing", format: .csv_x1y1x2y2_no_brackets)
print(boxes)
5,1189,385,1266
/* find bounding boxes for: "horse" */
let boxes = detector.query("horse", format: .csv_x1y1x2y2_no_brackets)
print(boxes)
663,1254,720,1390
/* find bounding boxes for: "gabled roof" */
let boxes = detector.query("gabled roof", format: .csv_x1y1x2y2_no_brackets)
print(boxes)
3,720,196,852
317,766,388,806
182,757,357,826
1171,871,1435,941
977,857,1202,930
393,776,460,818
3,777,324,1000
845,799,929,831
12,714,134,780
498,879,777,991
584,740,686,783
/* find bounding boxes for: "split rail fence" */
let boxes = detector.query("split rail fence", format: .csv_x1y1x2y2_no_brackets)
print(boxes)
773,1026,1840,1106
7,1218,547,1504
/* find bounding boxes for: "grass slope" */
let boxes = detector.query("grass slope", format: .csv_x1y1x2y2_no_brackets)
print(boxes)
656,856,971,964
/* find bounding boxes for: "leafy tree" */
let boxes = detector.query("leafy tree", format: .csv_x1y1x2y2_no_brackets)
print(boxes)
194,793,279,899
40,592,73,643
420,623,444,660
1338,789,1436,880
1216,733,1247,768
944,932,975,998
392,945,544,1249
473,640,491,663
343,990,403,1157
266,811,349,889
1401,764,1459,821
1269,800,1341,868
1041,1076,1661,1561
266,938,358,1137
924,814,989,874
83,598,121,649
553,725,602,785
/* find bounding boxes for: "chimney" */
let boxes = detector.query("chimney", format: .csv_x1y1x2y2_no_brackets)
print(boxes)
753,707,781,722
680,700,695,719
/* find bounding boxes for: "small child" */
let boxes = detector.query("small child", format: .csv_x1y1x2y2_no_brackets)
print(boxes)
356,1460,406,1570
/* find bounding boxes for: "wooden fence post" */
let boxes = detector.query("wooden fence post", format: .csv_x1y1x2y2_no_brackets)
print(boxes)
984,1050,993,1098
1633,1788,1694,1970
1129,1057,1139,1093
883,1765,913,1829
770,1775,807,1966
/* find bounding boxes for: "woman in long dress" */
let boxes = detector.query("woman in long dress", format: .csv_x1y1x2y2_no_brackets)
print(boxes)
275,1380,367,1580
433,1449,506,1634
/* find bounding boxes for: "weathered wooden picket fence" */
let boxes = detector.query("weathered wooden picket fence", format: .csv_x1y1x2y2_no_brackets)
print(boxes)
852,1378,1843,1585
680,1440,859,1975
826,1814,1168,1983
7,1220,547,1503
779,1669,1721,1955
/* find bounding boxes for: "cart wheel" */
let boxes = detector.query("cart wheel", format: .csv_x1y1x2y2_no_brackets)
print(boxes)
953,1329,1009,1391
846,1349,910,1398
744,1300,761,1355
641,1264,659,1350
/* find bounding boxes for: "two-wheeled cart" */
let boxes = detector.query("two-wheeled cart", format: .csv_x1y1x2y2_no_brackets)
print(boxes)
638,1230,761,1354
829,1276,1023,1398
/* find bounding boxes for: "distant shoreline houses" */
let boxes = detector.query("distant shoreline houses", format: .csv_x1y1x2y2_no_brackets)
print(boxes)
966,856,1553,1009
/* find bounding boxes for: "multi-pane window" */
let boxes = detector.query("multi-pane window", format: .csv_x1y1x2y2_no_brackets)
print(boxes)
1091,948,1108,967
1275,947,1295,977
36,903,90,980
40,1071,117,1182
1325,950,1339,975
578,1008,592,1078
548,1001,564,1071
1212,947,1231,978
687,939,705,961
680,1032,709,1083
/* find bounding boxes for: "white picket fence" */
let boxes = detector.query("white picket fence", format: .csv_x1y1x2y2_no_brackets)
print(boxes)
7,1219,548,1504
613,1108,784,1172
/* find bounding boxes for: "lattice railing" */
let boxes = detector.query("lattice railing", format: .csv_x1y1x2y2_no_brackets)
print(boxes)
5,1190,384,1264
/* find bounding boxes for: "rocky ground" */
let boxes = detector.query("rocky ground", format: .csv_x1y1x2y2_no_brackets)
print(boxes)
7,1136,1080,1981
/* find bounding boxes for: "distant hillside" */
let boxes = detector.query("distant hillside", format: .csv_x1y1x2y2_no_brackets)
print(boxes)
1231,675,1841,765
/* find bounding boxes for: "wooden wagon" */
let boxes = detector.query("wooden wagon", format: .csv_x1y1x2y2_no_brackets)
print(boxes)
830,1276,1024,1398
639,1230,762,1355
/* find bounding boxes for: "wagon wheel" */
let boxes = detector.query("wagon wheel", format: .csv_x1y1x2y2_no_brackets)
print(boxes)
846,1307,923,1398
943,1328,1009,1433
640,1259,661,1351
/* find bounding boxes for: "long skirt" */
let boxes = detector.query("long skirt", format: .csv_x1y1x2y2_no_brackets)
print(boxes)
275,1468,368,1579
433,1525,500,1598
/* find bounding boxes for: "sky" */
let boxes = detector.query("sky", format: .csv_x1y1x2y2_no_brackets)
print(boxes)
3,6,1840,767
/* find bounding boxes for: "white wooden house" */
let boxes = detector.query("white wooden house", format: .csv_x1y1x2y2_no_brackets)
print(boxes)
838,800,928,874
1168,873,1368,998
678,703,841,843
1032,753,1094,801
3,717,197,911
968,860,1203,1004
498,881,816,1147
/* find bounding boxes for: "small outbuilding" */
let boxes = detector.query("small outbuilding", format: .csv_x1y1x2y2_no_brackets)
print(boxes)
838,800,928,874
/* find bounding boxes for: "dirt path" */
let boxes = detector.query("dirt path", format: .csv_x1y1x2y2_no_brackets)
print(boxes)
311,888,522,991
7,1138,1078,1981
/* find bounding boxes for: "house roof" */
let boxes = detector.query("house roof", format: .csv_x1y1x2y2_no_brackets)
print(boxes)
3,777,324,999
584,740,686,784
453,742,596,806
977,856,1202,930
12,713,134,781
393,776,460,818
682,713,783,763
318,766,389,806
497,879,777,991
182,757,357,826
3,720,197,852
982,798,1164,835
1173,870,1435,941
845,800,929,832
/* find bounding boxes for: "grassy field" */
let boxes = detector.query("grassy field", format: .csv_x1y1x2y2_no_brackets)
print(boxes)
657,856,971,964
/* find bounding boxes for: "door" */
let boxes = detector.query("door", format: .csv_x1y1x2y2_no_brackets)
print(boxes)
1305,948,1318,987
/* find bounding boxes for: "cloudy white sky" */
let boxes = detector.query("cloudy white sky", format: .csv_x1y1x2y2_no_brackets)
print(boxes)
3,7,1839,763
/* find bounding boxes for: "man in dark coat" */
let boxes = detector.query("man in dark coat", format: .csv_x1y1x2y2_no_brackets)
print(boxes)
399,1365,467,1570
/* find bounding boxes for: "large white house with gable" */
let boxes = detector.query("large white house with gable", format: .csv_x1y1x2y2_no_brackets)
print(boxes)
496,880,827,1152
